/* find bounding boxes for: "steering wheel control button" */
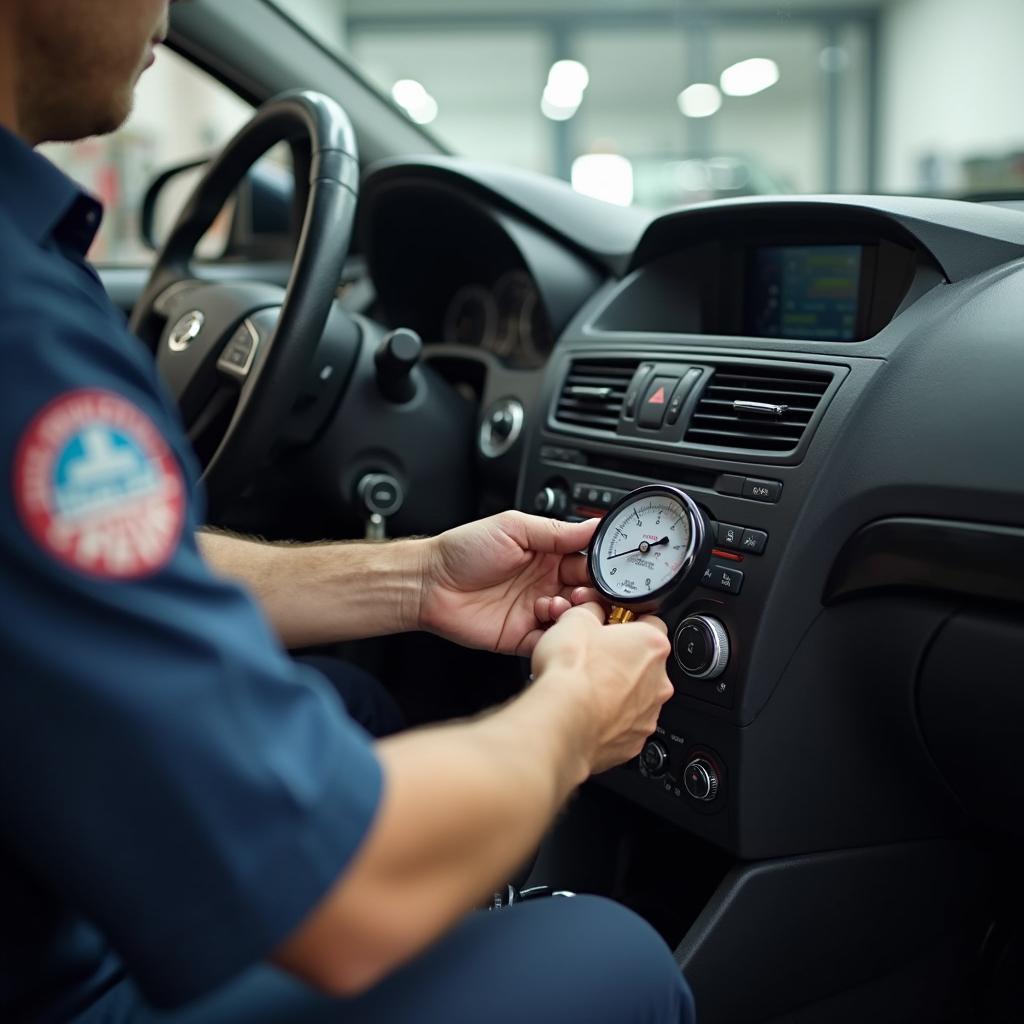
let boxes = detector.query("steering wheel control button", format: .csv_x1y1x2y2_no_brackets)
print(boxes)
674,615,730,680
375,327,423,403
533,486,568,517
701,563,744,596
665,369,702,426
624,363,656,418
684,758,720,802
480,399,524,459
739,528,768,554
357,473,404,518
639,740,669,779
742,477,783,503
217,321,260,379
637,376,678,429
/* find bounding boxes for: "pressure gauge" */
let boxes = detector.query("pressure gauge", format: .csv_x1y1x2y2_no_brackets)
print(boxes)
587,485,711,622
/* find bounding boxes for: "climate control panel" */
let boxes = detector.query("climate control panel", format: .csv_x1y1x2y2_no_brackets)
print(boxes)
634,729,727,812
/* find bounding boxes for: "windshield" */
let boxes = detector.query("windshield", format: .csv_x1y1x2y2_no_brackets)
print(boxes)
276,0,1022,210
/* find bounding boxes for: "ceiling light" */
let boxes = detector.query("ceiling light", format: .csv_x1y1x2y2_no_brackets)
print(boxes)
392,79,427,107
542,83,581,121
720,58,780,97
407,94,438,125
571,154,634,207
677,83,722,118
548,59,590,96
392,78,438,125
541,95,578,121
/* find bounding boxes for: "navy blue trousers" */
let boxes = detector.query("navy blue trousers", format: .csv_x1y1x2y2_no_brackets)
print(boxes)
84,659,697,1023
98,895,695,1024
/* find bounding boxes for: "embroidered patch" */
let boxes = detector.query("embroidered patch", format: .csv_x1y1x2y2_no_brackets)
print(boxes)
14,389,185,579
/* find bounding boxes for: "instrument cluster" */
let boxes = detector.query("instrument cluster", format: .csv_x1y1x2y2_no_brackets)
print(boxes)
441,270,553,370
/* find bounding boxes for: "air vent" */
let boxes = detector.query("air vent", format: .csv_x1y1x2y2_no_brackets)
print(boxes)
684,365,832,453
554,358,638,433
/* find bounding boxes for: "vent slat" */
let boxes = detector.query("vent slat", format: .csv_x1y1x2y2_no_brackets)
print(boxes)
684,365,832,453
699,400,817,417
553,358,639,434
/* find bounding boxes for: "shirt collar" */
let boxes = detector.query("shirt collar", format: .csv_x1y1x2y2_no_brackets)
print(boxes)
0,124,103,257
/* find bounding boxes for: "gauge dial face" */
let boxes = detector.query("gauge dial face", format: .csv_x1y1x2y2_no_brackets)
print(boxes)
442,285,497,348
590,490,696,605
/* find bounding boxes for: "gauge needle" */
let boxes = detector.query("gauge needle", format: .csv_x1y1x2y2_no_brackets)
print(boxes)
608,537,670,559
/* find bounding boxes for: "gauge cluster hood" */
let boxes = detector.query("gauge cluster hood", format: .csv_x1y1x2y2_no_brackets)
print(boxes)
362,156,652,276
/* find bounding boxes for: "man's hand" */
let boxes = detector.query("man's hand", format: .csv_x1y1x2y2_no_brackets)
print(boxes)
419,511,602,656
531,601,673,773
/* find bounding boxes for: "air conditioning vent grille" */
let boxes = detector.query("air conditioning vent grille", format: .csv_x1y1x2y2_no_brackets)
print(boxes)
684,366,832,453
554,358,638,432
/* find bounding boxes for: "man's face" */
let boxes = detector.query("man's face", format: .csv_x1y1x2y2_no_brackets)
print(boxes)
13,0,170,144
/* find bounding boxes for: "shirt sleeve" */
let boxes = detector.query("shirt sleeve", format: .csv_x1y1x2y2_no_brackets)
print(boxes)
0,304,383,1006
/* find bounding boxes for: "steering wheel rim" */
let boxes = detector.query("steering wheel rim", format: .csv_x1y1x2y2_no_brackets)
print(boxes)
130,90,359,511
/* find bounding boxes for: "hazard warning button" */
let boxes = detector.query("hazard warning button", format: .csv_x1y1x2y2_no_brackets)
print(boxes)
637,376,678,429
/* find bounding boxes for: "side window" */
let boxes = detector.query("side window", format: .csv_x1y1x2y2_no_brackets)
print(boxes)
39,50,252,266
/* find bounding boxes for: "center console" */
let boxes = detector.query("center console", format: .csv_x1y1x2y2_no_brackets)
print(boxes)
517,348,851,849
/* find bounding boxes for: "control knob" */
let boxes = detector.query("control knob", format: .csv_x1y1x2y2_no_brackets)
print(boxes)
673,615,730,680
533,486,568,517
639,739,669,778
683,758,720,802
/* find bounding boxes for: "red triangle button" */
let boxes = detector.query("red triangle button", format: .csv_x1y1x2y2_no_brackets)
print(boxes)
647,386,666,405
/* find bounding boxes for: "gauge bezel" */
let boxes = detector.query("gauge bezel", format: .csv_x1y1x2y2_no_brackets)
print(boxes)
587,484,709,610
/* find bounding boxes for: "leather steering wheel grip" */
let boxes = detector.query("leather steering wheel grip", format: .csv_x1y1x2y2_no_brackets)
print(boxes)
130,90,359,508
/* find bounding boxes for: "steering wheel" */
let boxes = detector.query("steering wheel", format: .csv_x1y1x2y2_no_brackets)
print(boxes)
130,91,359,510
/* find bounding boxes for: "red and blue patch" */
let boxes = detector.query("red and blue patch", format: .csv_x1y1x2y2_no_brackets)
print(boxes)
14,389,185,579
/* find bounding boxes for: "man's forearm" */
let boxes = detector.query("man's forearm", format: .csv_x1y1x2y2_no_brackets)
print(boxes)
198,531,428,649
273,673,594,994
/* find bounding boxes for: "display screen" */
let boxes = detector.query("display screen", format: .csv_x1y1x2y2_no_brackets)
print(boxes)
746,244,863,341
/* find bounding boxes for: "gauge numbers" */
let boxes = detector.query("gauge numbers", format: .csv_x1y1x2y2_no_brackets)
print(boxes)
593,492,694,604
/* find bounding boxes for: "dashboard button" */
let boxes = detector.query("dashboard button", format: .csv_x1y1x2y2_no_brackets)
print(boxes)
702,563,744,595
715,474,746,496
717,523,744,550
637,376,678,429
666,369,702,426
739,528,768,554
624,363,656,418
742,478,783,503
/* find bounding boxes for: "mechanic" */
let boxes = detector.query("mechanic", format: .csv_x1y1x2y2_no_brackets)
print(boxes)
0,2,697,1023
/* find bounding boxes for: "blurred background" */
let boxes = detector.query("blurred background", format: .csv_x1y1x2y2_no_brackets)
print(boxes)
41,0,1024,262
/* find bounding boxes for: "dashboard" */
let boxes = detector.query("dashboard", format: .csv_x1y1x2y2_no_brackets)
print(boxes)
359,158,1024,869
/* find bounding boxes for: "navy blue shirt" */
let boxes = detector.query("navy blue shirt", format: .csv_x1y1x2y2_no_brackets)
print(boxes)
0,127,382,1020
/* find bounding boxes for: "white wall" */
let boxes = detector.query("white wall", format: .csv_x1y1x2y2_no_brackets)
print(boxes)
881,0,1024,193
276,0,348,49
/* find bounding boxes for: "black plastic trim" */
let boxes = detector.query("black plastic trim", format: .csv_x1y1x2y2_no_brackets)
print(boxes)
825,516,1024,606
